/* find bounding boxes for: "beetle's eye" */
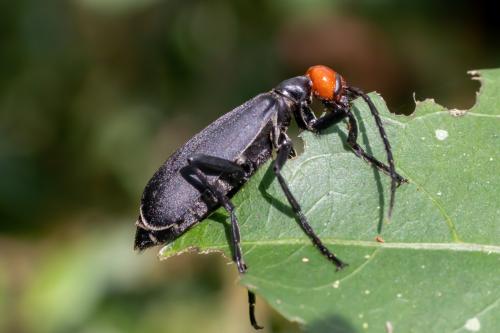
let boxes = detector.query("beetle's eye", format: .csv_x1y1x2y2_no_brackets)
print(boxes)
306,65,338,101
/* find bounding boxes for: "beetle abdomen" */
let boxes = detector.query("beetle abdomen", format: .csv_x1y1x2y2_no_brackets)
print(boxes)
138,94,279,233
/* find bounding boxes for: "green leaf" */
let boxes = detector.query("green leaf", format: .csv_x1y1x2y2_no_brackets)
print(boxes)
160,69,500,332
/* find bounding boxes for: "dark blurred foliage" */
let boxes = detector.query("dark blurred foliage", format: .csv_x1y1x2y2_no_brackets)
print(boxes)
0,1,498,332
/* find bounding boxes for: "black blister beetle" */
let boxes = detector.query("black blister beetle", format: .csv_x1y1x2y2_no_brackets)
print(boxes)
134,65,407,329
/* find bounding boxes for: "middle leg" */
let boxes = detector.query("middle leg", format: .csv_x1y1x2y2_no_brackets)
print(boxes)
273,133,347,269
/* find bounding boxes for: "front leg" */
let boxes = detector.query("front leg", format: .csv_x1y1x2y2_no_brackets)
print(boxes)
294,104,347,132
296,104,407,185
344,110,407,185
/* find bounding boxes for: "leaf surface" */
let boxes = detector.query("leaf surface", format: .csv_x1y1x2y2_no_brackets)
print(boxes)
161,69,500,332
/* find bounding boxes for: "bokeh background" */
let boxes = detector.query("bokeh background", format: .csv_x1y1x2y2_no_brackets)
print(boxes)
1,1,499,332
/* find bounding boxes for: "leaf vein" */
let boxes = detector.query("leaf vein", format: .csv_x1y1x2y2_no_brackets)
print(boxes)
186,239,500,255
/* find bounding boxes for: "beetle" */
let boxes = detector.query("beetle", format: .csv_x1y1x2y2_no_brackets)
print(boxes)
134,65,407,329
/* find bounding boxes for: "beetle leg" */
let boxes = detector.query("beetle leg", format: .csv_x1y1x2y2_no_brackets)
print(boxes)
189,154,264,327
304,106,348,132
301,98,408,224
300,101,405,183
184,157,247,274
293,102,316,130
273,134,347,270
298,103,403,181
271,118,296,158
342,109,407,185
183,160,262,327
271,110,281,150
346,86,409,220
248,290,263,330
187,154,247,179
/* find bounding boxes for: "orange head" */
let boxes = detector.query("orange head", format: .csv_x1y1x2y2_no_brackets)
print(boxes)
306,65,346,103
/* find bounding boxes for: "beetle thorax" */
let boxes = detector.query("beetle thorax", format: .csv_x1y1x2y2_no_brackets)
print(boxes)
273,75,313,106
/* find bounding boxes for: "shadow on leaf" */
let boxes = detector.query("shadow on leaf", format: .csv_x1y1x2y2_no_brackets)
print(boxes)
257,164,295,218
352,105,385,233
208,212,235,259
305,314,358,333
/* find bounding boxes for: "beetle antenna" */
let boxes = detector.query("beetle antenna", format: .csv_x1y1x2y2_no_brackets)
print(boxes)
347,86,397,223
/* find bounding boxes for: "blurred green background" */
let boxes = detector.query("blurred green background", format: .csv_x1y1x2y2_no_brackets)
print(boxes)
0,1,498,332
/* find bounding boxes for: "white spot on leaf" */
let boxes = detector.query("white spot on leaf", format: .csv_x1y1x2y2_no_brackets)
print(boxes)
364,290,370,295
302,257,309,263
290,316,305,324
385,321,394,333
464,317,481,332
332,280,340,288
362,322,369,329
435,129,449,140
